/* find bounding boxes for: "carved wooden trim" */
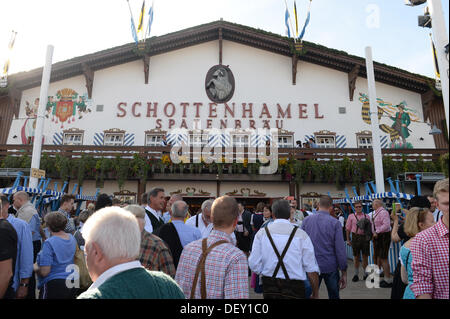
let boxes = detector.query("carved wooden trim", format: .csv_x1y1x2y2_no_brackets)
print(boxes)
113,189,136,196
278,129,294,136
143,55,150,84
313,130,336,136
145,128,167,135
104,128,125,134
348,65,360,101
63,128,85,134
292,54,298,85
81,63,94,99
301,192,321,197
355,130,372,137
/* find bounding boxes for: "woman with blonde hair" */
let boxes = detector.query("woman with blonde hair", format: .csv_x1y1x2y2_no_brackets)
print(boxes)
400,207,435,299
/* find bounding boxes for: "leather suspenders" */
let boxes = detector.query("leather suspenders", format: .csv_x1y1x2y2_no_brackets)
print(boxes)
190,238,228,299
265,226,298,279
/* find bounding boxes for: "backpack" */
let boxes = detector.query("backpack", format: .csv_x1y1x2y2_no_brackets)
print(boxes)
355,214,372,241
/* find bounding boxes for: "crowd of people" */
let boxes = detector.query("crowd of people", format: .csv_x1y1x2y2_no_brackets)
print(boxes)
0,177,448,299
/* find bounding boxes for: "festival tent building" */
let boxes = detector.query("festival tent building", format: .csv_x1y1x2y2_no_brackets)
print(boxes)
0,20,447,211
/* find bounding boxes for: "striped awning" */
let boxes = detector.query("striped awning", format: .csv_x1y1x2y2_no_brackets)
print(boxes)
333,192,414,204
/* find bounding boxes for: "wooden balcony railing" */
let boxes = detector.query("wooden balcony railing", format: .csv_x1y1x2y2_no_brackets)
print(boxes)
0,144,447,162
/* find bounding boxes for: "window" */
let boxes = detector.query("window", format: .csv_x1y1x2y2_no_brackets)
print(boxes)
104,133,124,146
190,134,204,147
63,133,83,145
315,135,336,148
232,135,249,147
278,136,293,148
357,136,372,149
146,134,164,146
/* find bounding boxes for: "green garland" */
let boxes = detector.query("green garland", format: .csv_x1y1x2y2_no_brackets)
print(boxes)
0,153,447,186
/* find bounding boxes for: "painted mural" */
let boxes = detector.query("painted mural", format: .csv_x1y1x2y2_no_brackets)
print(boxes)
359,93,420,149
45,88,92,128
21,98,39,144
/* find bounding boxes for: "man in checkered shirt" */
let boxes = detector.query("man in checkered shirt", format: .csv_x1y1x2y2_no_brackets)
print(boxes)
175,196,249,299
410,178,449,299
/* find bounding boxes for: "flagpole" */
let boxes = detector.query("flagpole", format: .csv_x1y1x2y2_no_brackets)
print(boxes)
29,45,53,189
428,0,449,137
365,46,385,193
284,0,297,43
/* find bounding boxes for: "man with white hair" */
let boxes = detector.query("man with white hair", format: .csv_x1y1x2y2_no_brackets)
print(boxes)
185,199,213,235
77,206,185,299
155,201,201,268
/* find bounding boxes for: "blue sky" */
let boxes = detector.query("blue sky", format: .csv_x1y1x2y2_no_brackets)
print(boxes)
1,0,448,78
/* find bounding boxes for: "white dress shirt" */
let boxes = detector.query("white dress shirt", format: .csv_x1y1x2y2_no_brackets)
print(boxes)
88,260,143,291
249,219,320,280
144,205,163,233
433,208,442,222
185,213,208,233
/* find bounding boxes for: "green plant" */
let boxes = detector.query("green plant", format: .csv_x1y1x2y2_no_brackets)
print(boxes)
131,154,150,183
113,156,130,190
55,155,71,182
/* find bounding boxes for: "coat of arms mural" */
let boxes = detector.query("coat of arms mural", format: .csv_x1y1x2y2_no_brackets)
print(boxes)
46,88,92,128
20,88,92,144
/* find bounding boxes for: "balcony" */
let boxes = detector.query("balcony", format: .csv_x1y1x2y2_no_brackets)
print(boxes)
0,144,447,185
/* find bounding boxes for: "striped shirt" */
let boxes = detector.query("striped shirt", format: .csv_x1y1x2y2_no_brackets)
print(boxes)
139,231,176,278
175,229,249,299
410,219,449,299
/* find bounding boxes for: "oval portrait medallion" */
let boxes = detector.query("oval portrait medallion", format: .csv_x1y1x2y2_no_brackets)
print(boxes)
205,65,235,103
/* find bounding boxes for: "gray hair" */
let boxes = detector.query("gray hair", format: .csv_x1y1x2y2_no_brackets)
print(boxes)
373,199,384,208
82,207,141,261
272,199,291,220
201,199,214,212
147,188,164,204
123,205,146,219
171,201,188,218
14,191,29,202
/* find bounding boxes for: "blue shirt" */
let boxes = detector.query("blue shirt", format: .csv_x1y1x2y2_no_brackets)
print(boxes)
29,213,42,242
37,235,77,288
171,220,202,247
6,214,34,291
301,210,348,274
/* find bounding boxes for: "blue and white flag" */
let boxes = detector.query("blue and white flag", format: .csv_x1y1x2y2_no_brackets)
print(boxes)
298,0,311,40
147,3,154,36
285,8,291,38
131,17,139,44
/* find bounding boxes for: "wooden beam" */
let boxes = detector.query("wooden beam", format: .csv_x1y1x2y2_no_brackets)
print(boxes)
143,55,150,84
292,54,298,85
348,65,360,101
81,63,94,99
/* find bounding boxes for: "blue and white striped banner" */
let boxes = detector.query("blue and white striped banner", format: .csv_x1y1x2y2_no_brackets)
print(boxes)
251,132,272,147
93,133,134,146
53,133,63,145
380,135,388,149
336,135,347,148
165,131,188,146
94,133,104,146
304,134,346,148
333,192,414,204
124,133,135,146
207,133,231,147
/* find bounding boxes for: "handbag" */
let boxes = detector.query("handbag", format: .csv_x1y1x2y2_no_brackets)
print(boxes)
73,244,92,290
